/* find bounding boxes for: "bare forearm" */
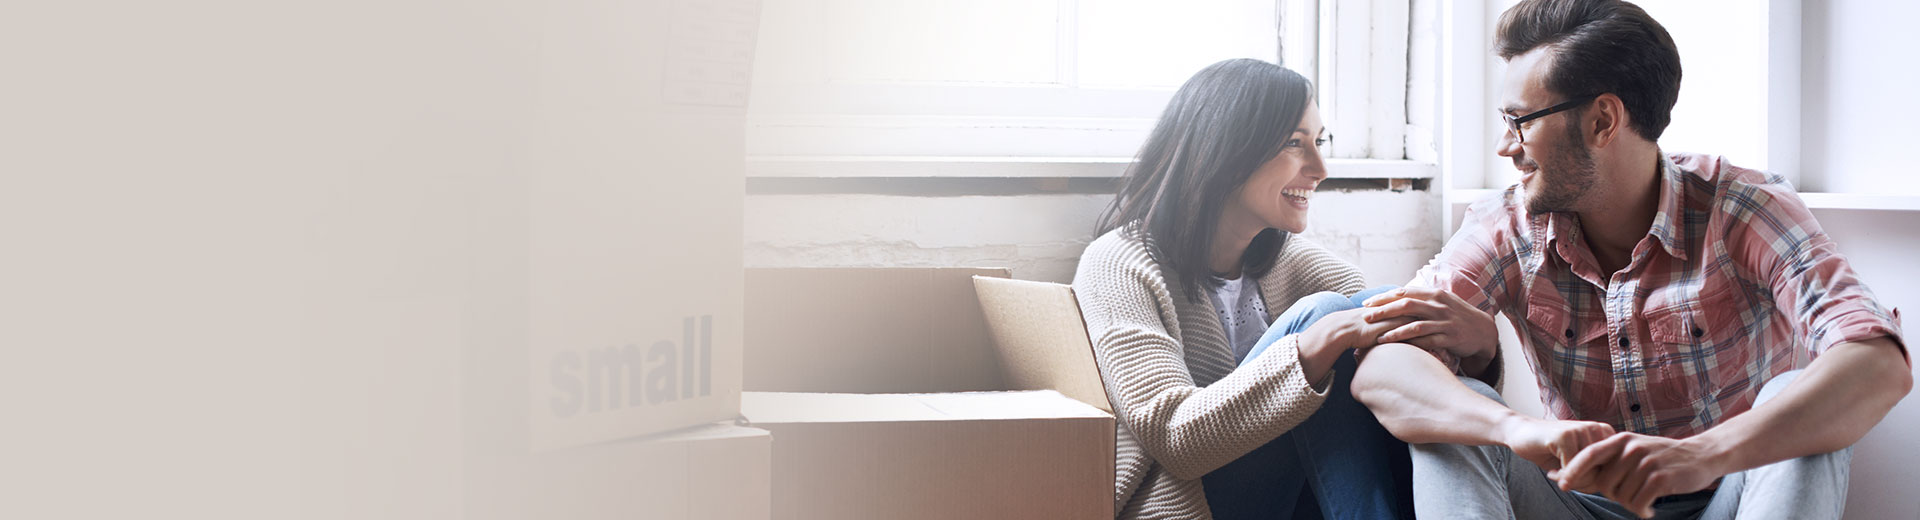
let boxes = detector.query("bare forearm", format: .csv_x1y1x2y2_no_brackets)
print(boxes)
1353,343,1519,445
1689,338,1912,475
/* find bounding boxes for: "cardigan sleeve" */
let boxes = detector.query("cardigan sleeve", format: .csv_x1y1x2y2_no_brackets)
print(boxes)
1072,231,1329,480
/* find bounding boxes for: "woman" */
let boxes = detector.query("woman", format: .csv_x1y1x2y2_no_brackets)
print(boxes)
1072,59,1413,519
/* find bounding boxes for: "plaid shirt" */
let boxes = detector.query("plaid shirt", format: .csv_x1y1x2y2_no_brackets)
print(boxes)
1414,152,1906,438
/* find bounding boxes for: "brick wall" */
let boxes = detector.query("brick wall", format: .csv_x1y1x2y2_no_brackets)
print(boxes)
745,189,1442,286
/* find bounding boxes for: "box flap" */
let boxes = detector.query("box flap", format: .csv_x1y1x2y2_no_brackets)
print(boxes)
972,276,1114,412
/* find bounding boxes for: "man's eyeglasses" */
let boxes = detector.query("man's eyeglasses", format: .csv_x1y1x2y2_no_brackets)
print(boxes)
1500,94,1598,144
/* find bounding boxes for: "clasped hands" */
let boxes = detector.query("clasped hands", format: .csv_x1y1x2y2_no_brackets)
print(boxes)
1494,415,1724,517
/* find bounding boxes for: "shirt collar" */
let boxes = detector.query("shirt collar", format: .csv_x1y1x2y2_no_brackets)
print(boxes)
1536,154,1690,264
1646,155,1688,261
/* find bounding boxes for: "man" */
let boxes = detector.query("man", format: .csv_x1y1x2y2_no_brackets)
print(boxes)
1349,0,1912,518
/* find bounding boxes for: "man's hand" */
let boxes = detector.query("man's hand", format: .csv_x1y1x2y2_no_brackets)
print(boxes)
1497,414,1615,475
1556,432,1726,518
1362,287,1500,367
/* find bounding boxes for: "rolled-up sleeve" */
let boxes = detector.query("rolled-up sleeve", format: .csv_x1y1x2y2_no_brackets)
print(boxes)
1724,179,1907,363
1409,191,1525,318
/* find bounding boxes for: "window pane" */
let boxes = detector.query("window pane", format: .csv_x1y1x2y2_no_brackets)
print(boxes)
1077,0,1278,88
823,0,1060,85
1634,0,1768,171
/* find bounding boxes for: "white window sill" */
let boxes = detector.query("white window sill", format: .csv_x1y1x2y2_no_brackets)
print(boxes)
1446,189,1920,212
1794,193,1920,211
746,156,1438,180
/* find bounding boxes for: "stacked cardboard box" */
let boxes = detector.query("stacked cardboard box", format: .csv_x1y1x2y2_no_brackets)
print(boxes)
462,1,771,519
522,0,760,454
468,424,772,520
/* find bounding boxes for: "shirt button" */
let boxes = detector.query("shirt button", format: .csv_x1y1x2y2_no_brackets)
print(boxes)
1692,328,1704,338
1618,336,1628,348
1564,328,1574,339
1630,403,1642,412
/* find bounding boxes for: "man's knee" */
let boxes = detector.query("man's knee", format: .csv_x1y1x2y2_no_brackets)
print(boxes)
1408,377,1511,463
1755,369,1805,407
1735,444,1852,515
1409,434,1510,485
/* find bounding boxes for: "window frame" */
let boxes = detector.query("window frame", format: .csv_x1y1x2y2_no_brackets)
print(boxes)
745,0,1428,178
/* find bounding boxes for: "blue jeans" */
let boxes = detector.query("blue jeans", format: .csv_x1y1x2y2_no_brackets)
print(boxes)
1411,370,1850,520
1202,286,1414,520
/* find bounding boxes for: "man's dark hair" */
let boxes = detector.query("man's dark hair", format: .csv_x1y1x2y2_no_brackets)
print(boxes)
1496,0,1682,141
1095,58,1311,300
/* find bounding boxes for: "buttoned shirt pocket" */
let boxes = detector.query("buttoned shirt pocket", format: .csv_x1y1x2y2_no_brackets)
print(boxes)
1521,291,1608,418
1645,282,1758,412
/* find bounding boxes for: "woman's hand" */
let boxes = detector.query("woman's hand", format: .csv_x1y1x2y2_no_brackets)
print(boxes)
1297,308,1414,384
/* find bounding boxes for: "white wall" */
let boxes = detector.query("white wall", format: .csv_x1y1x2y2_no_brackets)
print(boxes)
1808,208,1920,519
745,189,1441,287
1802,0,1920,195
1803,5,1920,518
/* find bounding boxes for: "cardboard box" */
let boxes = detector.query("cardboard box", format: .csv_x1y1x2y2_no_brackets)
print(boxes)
522,0,761,450
742,390,1115,520
972,276,1114,413
743,268,1011,393
468,423,772,520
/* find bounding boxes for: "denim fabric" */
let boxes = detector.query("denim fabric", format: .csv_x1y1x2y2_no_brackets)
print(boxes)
1203,286,1414,520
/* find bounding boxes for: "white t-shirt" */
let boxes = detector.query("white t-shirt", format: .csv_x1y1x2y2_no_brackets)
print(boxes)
1208,274,1271,364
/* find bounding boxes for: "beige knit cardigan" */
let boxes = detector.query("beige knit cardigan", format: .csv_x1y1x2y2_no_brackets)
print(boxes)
1072,224,1368,519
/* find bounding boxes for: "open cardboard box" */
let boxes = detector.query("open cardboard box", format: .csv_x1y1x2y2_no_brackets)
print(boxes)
744,267,1011,393
743,269,1124,519
743,390,1115,520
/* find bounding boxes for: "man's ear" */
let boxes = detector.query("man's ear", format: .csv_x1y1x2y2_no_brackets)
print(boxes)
1588,93,1627,148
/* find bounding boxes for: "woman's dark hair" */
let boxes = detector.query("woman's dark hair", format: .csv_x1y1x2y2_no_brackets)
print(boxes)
1495,0,1682,141
1095,58,1313,300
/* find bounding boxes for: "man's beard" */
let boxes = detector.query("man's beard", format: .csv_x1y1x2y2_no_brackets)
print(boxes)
1525,123,1598,215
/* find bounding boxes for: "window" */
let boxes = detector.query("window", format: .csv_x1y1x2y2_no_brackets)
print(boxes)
1441,0,1833,229
745,0,1427,177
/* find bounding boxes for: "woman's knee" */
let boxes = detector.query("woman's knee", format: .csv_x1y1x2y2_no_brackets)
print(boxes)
1290,291,1360,319
1350,285,1399,307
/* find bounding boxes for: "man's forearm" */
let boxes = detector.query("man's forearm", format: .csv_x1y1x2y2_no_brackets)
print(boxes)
1686,338,1912,476
1353,343,1518,445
